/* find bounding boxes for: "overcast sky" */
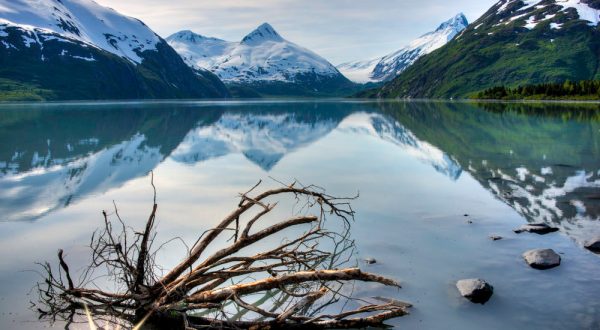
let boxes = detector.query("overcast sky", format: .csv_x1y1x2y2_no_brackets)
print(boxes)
96,0,498,64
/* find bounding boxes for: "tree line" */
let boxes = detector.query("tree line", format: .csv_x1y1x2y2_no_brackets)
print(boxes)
476,80,600,100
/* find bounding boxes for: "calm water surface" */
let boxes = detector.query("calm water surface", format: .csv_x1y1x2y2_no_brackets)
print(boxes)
0,100,599,329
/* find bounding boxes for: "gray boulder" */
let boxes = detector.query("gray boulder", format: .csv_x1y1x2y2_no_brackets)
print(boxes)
523,249,561,269
456,279,494,304
514,223,558,235
584,237,600,253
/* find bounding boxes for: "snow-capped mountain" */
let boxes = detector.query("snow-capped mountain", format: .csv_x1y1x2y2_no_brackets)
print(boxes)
0,0,161,64
337,13,468,83
0,0,228,100
167,23,354,96
374,0,600,98
167,23,340,83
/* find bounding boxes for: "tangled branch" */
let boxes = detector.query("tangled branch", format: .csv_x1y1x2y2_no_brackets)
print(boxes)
35,177,410,329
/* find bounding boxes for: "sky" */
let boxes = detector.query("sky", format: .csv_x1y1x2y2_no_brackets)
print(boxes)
95,0,498,64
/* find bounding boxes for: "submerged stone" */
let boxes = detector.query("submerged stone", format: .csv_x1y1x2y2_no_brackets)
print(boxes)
456,279,494,304
371,296,412,308
523,249,561,270
514,223,559,235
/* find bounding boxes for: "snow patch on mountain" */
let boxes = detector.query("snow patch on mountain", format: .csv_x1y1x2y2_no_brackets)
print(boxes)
0,0,161,63
525,15,539,29
495,0,600,27
167,23,341,83
557,0,600,25
337,13,468,83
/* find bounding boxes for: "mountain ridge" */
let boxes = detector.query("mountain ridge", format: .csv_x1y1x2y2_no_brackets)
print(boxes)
337,13,468,83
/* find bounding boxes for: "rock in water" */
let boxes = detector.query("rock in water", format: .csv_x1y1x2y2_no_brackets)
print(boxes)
365,258,377,265
523,249,561,270
514,223,559,235
456,279,494,304
584,237,600,253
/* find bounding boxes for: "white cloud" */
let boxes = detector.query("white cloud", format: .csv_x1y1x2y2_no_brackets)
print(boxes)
96,0,497,64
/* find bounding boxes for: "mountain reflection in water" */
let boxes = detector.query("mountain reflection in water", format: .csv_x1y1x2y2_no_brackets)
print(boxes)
0,101,598,245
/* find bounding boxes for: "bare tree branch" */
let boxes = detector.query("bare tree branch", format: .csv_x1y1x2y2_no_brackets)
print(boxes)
35,179,409,329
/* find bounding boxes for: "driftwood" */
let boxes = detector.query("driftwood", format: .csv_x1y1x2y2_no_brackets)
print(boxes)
35,176,409,329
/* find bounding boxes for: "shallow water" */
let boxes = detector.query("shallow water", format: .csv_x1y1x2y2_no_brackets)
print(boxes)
0,100,599,329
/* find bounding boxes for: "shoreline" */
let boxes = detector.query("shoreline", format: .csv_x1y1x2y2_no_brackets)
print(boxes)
2,97,600,108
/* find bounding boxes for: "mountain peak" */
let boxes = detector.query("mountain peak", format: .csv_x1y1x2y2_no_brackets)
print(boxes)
338,13,468,83
167,30,222,43
436,13,469,32
166,21,343,87
241,22,284,44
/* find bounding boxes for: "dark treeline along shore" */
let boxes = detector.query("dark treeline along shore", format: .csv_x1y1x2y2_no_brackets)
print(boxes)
476,80,600,101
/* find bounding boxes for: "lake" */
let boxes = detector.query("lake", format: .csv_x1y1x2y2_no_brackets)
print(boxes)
0,100,599,329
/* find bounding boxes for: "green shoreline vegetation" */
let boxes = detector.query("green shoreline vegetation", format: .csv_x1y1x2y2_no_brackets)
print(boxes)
0,78,56,101
475,80,600,101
